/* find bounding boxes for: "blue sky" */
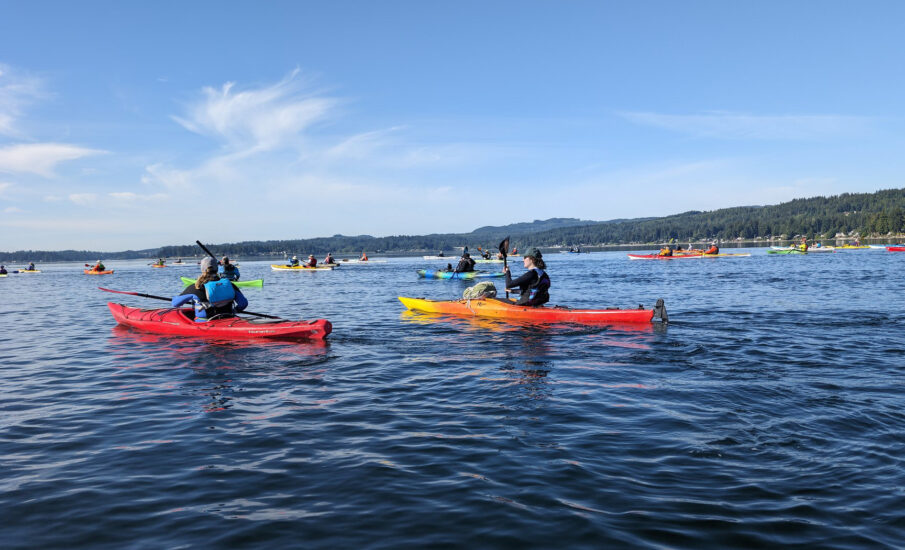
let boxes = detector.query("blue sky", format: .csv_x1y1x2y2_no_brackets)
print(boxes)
1,1,904,250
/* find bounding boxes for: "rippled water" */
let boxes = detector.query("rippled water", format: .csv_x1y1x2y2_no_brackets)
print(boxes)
2,250,904,548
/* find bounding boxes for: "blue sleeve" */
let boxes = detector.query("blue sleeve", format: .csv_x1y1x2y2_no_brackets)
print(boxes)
217,265,225,275
233,287,248,311
172,294,197,308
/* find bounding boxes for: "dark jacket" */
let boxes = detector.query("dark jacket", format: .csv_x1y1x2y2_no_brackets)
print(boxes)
505,268,550,306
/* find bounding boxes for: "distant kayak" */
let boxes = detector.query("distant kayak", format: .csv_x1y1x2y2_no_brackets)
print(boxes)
474,259,504,263
628,253,751,260
84,269,114,275
766,249,806,255
107,303,331,340
19,269,41,273
416,269,504,279
838,245,871,249
770,246,835,253
271,264,336,271
338,259,388,264
151,264,167,268
887,246,905,252
422,255,451,260
181,276,263,288
398,296,661,325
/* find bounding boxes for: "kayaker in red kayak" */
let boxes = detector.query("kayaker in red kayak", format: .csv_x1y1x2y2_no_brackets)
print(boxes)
658,246,673,257
503,248,550,307
703,242,719,255
172,257,248,321
305,254,317,267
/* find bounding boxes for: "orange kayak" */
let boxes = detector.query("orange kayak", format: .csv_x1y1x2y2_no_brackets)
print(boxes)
398,296,662,325
84,269,114,275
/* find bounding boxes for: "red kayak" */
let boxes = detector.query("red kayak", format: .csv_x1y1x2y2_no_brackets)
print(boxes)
107,303,331,340
887,247,905,252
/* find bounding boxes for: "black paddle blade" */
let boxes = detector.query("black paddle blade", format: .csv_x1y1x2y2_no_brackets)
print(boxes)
498,236,510,258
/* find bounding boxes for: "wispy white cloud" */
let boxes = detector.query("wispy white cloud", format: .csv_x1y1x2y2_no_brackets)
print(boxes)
0,143,106,177
108,191,168,201
68,193,98,205
3,206,23,213
620,111,873,140
0,64,48,138
173,68,337,156
0,181,12,197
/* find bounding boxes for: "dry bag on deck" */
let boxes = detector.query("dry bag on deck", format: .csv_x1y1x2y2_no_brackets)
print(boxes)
463,281,497,299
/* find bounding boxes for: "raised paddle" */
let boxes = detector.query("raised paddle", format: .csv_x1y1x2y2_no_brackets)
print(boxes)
196,240,218,261
98,287,281,319
499,236,510,299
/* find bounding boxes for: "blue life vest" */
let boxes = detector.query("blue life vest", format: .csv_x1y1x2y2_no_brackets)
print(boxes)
192,279,236,320
219,264,239,281
527,268,551,305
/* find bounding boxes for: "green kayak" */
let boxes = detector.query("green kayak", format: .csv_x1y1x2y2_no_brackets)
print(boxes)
766,249,806,255
181,276,263,288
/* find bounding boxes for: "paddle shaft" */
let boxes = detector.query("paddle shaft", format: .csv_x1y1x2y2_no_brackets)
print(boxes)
196,240,217,260
98,287,280,319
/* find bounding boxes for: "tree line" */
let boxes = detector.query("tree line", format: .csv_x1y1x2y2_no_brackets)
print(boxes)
4,188,905,261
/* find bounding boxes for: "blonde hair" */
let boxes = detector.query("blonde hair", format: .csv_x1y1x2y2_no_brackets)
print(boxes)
194,270,220,289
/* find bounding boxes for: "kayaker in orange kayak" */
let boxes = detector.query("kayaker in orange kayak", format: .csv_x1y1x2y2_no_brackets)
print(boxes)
305,254,317,267
91,259,106,272
172,257,248,322
703,242,719,255
503,248,550,307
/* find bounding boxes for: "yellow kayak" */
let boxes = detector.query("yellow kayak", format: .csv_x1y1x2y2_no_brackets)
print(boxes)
270,264,336,271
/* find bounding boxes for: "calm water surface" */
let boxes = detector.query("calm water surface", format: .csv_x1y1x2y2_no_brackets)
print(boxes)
2,250,904,548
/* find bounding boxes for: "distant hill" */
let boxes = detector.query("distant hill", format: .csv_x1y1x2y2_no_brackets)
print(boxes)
3,189,905,261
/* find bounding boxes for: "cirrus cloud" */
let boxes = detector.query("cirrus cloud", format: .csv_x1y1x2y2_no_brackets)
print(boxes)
0,143,107,177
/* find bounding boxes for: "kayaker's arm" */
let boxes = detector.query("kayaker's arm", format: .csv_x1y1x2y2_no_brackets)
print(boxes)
233,287,248,312
172,294,197,308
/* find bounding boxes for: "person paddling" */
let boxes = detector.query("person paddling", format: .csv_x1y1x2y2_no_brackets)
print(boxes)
504,248,550,307
288,255,300,267
91,259,106,272
703,242,719,255
454,252,476,273
360,251,369,261
305,254,317,267
800,237,809,252
27,262,36,271
0,265,7,275
658,245,673,257
324,252,336,265
172,257,247,322
218,256,240,281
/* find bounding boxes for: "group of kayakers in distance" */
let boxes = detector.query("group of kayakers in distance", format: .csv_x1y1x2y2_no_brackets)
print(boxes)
286,251,368,267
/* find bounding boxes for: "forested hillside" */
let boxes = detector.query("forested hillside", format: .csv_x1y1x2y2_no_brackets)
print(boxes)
4,189,904,261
